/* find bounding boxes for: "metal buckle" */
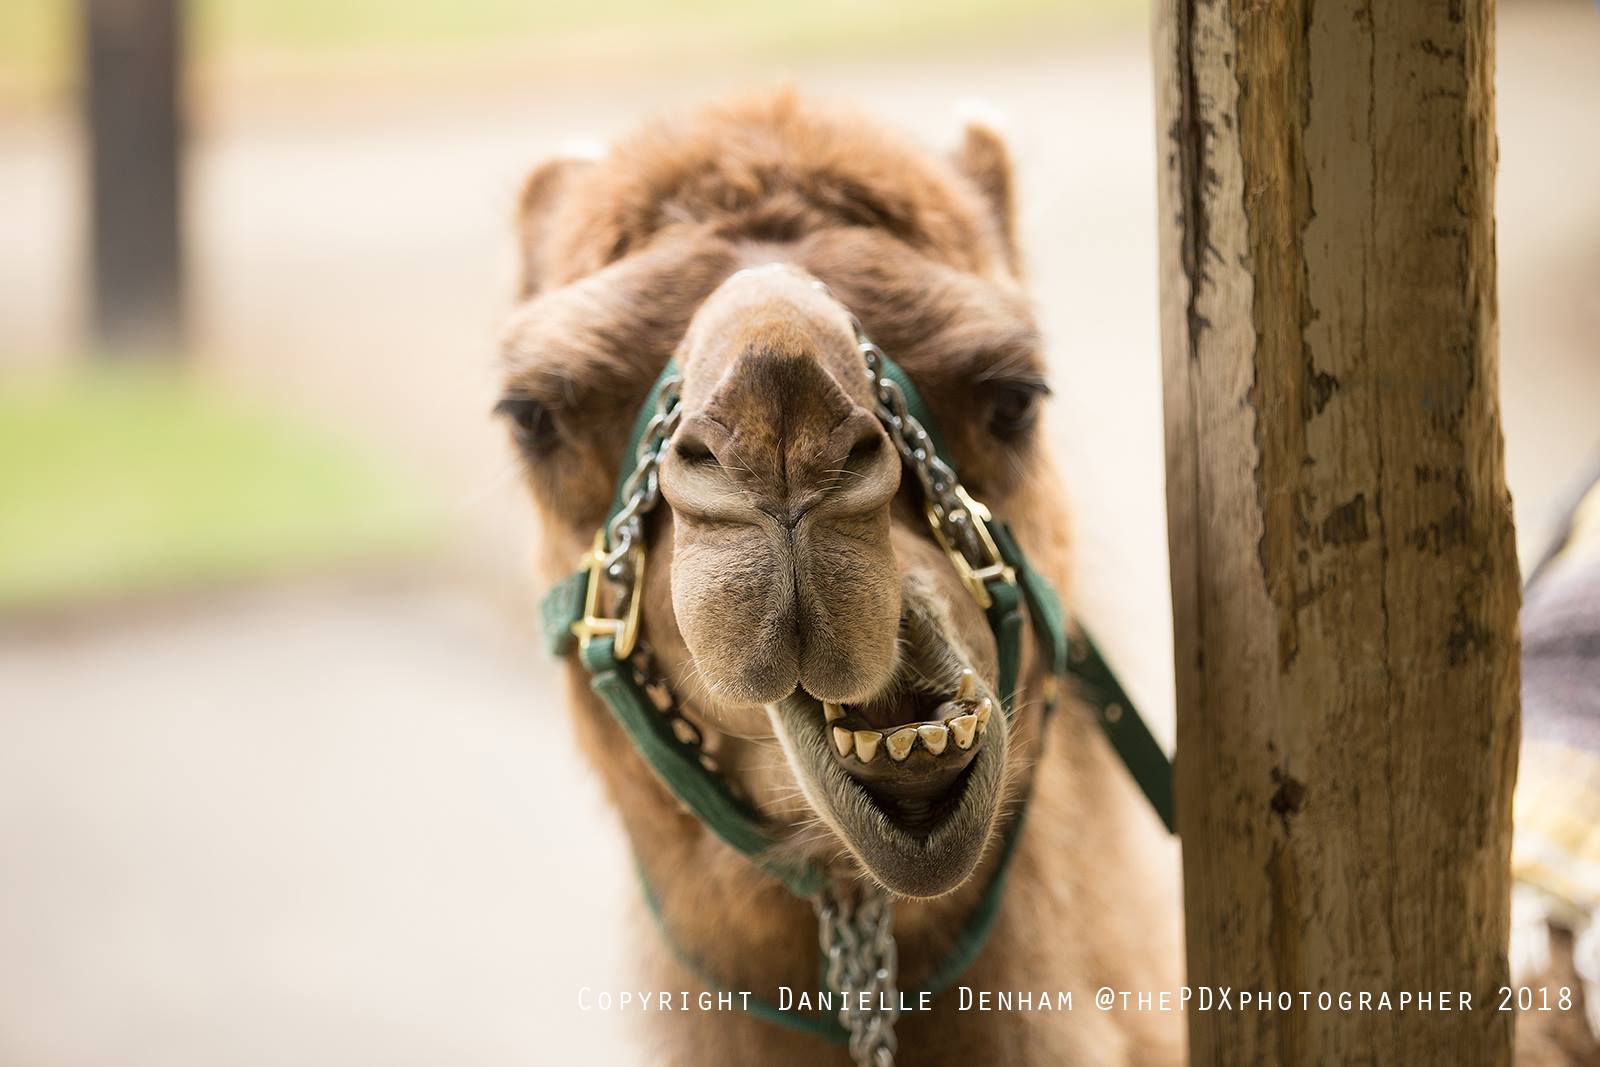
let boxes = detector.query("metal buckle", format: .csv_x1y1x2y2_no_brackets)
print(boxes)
925,486,1015,610
571,529,645,659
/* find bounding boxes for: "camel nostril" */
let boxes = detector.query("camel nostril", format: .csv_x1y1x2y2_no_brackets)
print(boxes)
674,437,718,466
843,431,884,472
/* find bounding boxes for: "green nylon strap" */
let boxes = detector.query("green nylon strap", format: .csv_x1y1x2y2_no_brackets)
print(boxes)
1061,627,1176,833
610,360,681,518
582,633,825,899
990,521,1069,677
634,796,1034,1044
541,571,585,656
990,519,1174,831
984,575,1024,714
634,863,850,1045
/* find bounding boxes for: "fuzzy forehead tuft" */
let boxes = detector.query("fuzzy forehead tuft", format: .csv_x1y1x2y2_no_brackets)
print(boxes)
536,88,1012,286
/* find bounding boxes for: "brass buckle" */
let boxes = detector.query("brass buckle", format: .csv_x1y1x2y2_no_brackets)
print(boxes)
571,530,645,659
925,486,1015,610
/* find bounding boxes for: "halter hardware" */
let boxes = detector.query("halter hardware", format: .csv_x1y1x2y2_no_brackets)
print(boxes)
571,529,643,659
925,486,1015,611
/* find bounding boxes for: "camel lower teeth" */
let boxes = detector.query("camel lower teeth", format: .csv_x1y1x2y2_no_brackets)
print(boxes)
825,674,990,763
886,728,918,761
853,730,882,763
949,714,978,750
844,721,972,763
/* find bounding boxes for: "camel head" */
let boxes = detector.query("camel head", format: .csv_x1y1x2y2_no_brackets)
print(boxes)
498,92,1055,899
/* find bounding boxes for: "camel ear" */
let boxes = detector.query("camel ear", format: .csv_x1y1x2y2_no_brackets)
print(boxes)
517,156,593,297
952,119,1019,273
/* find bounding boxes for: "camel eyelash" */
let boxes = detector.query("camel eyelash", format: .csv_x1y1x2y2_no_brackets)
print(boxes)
494,394,561,454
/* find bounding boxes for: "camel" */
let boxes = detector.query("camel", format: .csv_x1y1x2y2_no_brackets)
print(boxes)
497,90,1183,1065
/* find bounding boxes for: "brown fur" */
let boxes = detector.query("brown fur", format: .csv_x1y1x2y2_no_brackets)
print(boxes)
500,90,1182,1065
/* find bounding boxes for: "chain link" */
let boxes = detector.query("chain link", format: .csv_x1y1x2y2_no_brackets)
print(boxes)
818,881,900,1067
601,375,683,582
823,289,986,567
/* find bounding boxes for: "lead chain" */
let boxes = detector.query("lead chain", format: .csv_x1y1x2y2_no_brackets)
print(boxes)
602,375,683,582
812,282,985,566
817,881,899,1067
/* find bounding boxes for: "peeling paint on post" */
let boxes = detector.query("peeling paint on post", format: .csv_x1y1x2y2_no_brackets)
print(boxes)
1153,1,1520,1063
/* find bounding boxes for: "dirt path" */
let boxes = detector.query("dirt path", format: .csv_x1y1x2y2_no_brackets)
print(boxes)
0,581,638,1065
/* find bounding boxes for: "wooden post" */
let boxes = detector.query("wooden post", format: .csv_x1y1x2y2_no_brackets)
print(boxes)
81,0,184,357
1153,2,1520,1063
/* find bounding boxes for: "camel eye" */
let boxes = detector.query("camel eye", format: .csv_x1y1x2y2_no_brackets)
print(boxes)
985,379,1049,443
495,395,559,456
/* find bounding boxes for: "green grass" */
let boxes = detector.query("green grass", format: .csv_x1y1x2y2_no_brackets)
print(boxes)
0,0,1145,106
0,368,438,612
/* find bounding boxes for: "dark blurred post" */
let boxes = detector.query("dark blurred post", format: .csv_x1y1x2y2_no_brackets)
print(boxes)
81,0,185,357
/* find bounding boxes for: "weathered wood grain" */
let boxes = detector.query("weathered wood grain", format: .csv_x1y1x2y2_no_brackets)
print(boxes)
1153,1,1520,1062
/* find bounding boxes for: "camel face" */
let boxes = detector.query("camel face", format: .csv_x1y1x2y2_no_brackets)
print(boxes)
500,92,1052,899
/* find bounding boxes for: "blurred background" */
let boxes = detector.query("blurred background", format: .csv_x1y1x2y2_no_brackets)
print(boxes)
1,1,1596,1063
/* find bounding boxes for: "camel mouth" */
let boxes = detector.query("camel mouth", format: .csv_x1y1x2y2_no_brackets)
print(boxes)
820,669,994,827
766,651,1008,899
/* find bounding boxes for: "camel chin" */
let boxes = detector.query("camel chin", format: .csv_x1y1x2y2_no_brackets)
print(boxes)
766,632,1009,900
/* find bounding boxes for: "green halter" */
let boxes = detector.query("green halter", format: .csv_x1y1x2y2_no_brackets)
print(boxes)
540,336,1173,1042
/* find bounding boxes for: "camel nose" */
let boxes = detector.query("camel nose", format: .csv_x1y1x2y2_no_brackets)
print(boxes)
674,350,896,524
659,266,905,705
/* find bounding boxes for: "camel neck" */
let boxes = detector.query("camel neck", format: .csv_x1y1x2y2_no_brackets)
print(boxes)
626,790,1028,1040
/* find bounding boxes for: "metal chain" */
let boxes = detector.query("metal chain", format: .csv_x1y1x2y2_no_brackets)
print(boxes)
601,374,683,582
817,881,899,1067
813,282,986,566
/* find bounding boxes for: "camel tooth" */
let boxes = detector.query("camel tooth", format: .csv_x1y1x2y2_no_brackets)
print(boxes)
976,698,993,732
949,714,978,750
885,728,918,762
917,723,949,756
853,730,882,763
824,702,845,723
956,668,977,702
832,727,854,758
